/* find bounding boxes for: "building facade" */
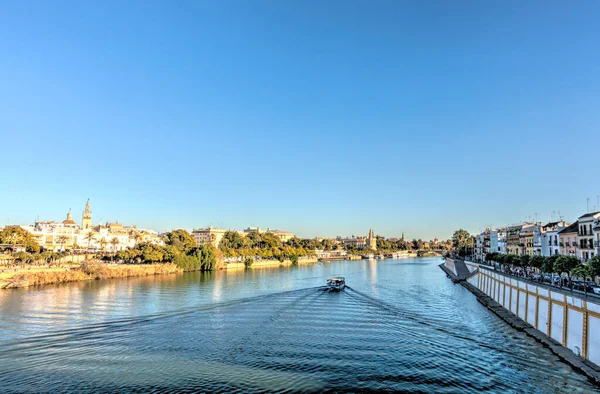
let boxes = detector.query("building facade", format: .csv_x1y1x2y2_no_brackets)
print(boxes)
192,227,228,247
578,212,600,261
558,222,579,257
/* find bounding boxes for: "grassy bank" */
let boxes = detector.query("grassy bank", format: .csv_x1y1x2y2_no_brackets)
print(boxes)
1,262,182,289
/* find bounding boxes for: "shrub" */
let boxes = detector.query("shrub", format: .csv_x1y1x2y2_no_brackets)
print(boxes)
244,258,254,268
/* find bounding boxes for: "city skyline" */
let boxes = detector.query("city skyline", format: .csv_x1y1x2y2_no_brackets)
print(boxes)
1,1,599,239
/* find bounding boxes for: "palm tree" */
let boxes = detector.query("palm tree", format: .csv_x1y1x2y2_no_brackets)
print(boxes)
84,232,96,260
100,237,108,255
129,231,143,247
6,233,20,255
110,238,120,261
57,235,70,252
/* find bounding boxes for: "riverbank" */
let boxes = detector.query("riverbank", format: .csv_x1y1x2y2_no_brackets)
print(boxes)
1,263,182,289
0,256,322,288
225,257,318,270
440,259,600,387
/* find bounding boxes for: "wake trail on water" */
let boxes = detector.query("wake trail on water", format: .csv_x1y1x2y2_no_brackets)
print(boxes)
0,286,325,355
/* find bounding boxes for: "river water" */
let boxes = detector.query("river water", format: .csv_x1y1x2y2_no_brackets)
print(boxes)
0,257,597,393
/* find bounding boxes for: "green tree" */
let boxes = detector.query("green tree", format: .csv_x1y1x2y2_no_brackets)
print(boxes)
0,226,40,253
163,229,198,252
452,229,471,256
587,255,600,279
57,235,70,252
541,257,554,274
110,237,120,254
530,255,545,271
520,254,531,269
176,244,218,271
100,237,108,254
554,255,580,281
84,232,96,260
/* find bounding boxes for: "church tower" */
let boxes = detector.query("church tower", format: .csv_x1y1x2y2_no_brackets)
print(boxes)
82,199,92,229
368,228,377,250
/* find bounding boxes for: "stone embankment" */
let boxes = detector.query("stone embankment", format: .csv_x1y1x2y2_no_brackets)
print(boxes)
440,258,600,386
225,257,318,270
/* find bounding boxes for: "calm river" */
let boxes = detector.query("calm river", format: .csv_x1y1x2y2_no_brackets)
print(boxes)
0,257,598,393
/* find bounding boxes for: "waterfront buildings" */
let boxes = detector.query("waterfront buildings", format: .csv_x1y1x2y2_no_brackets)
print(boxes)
475,209,600,262
20,200,163,252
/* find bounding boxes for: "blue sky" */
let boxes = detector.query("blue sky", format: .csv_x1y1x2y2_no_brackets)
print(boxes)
1,1,599,240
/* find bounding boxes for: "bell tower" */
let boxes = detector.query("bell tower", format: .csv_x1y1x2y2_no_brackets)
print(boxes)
368,228,377,250
82,199,92,229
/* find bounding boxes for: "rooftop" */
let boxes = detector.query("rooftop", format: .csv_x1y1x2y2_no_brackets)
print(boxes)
558,222,579,235
578,211,600,219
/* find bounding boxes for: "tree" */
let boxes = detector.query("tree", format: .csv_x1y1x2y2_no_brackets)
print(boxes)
588,255,600,279
519,254,531,269
554,255,580,281
175,244,218,271
530,255,545,271
84,232,96,260
100,237,108,255
57,235,70,252
0,226,40,253
572,264,590,280
163,229,197,252
452,229,471,256
110,238,120,254
541,257,554,274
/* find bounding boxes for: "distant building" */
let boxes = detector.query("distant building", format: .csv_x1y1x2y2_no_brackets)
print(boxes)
343,236,367,249
192,226,228,247
541,221,568,257
269,229,295,242
505,224,526,255
521,224,542,256
244,227,266,234
578,212,600,261
558,222,579,257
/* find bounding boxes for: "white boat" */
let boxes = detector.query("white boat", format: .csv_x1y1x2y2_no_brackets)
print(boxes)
327,277,346,291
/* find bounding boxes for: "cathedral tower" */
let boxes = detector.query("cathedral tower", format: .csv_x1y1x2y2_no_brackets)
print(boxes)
368,228,377,250
82,199,92,229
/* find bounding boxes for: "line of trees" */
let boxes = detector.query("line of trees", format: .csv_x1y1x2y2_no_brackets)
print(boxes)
485,252,600,281
116,230,218,271
219,231,314,261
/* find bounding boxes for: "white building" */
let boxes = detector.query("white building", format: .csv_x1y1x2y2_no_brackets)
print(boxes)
541,221,568,257
578,211,600,261
490,230,506,254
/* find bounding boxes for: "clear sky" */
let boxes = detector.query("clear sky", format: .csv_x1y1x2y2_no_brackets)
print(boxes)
1,1,599,240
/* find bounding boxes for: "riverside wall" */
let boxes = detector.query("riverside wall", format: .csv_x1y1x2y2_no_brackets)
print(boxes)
450,259,600,371
225,257,318,270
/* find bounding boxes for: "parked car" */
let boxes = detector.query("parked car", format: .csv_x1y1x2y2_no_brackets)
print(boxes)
586,282,600,295
572,281,596,292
